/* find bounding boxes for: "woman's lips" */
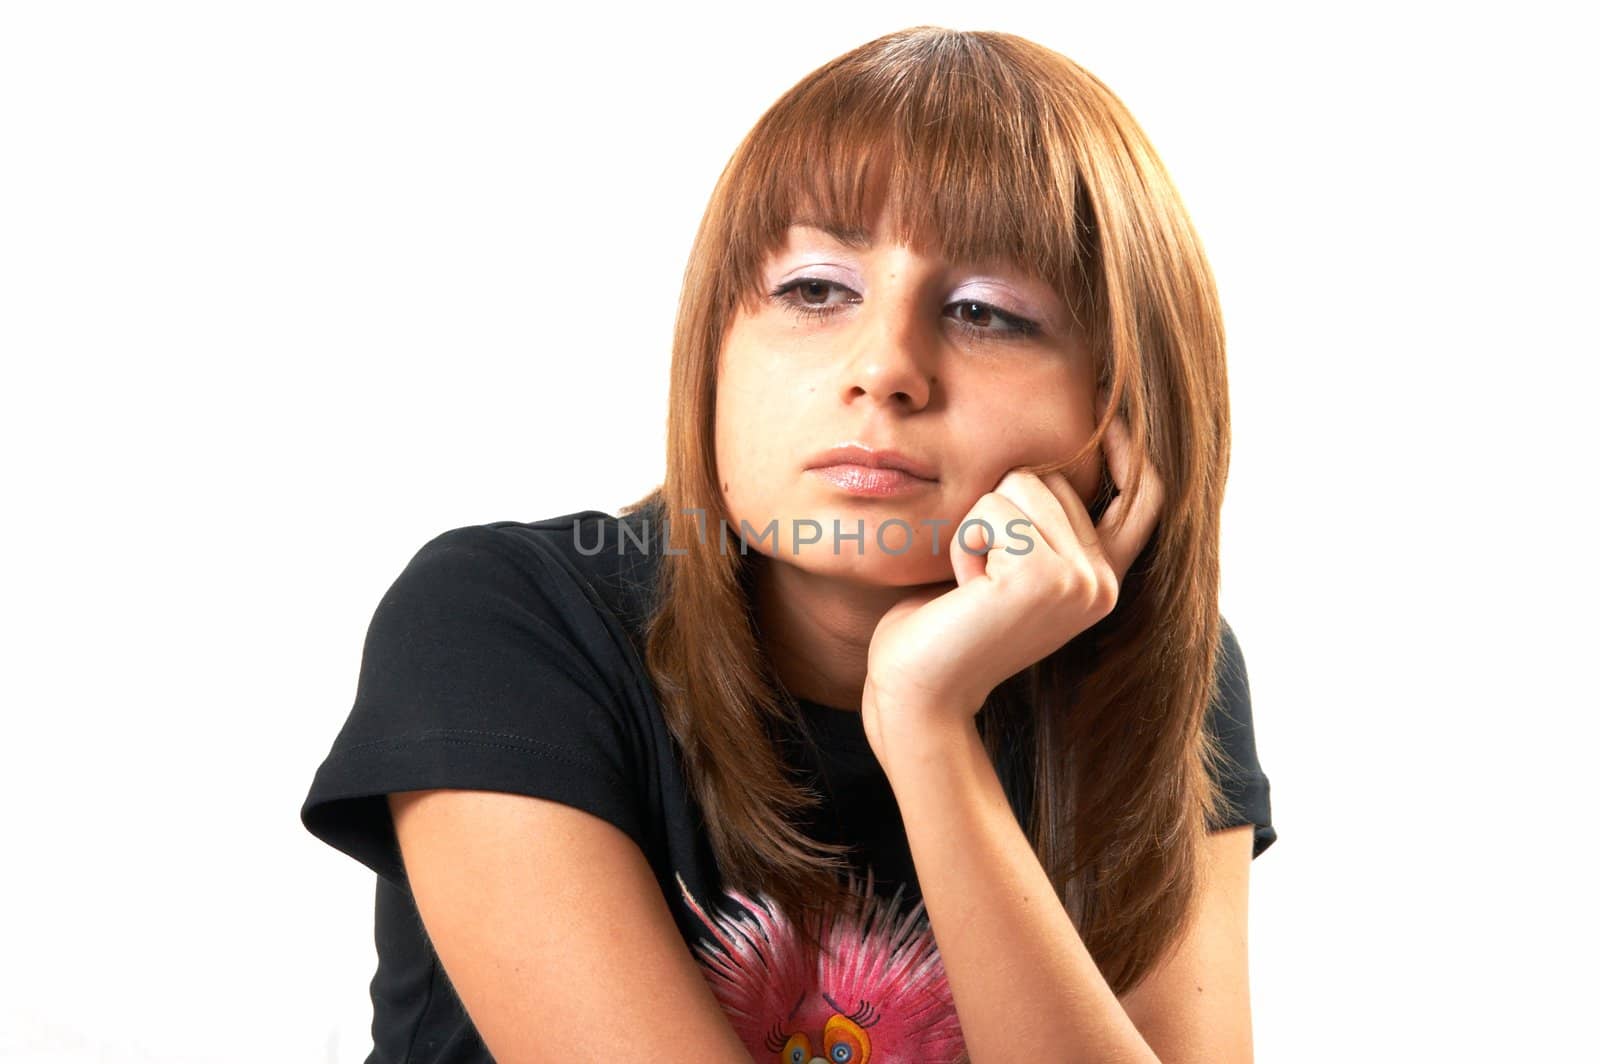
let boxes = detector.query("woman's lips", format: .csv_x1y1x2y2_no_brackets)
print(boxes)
807,464,938,497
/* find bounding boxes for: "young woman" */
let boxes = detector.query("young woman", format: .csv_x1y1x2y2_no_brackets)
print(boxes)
302,25,1275,1064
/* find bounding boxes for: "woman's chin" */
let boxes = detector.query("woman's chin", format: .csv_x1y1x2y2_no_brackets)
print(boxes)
723,501,968,584
784,545,956,589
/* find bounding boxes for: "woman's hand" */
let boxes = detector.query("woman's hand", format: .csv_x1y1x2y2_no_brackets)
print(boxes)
861,405,1165,767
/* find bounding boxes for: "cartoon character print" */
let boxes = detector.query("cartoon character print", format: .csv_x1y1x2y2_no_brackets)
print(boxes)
676,868,969,1064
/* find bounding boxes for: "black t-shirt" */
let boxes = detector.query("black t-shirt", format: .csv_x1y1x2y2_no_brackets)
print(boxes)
300,506,1276,1063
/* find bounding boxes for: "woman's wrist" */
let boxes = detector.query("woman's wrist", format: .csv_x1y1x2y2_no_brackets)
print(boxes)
866,700,984,789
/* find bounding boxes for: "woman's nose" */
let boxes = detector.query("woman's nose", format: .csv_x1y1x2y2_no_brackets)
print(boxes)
838,286,936,411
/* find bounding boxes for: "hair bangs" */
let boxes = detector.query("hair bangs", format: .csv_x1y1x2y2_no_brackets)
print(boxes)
721,35,1095,331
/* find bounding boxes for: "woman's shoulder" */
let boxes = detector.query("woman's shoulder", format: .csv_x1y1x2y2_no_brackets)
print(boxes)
401,504,666,639
300,506,669,886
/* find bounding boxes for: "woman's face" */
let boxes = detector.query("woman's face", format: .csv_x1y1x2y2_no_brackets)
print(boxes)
714,207,1102,587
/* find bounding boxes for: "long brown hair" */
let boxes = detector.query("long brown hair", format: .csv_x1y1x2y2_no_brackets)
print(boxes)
620,25,1245,994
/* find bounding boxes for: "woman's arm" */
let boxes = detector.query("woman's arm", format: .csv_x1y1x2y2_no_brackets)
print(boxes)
1117,821,1254,1060
389,789,757,1063
880,716,1254,1064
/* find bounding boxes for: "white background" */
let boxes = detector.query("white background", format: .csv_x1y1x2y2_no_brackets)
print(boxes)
3,3,1594,1061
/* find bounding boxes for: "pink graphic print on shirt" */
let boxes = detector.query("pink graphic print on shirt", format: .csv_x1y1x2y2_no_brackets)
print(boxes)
676,870,968,1064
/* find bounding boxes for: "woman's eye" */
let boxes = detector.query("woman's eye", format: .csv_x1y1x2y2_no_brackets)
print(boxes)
767,278,1041,342
771,278,852,319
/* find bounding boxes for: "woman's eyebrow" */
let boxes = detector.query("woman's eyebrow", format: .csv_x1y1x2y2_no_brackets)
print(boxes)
786,222,1030,284
789,219,873,250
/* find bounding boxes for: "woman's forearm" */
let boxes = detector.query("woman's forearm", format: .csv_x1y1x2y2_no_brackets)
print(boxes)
881,714,1161,1064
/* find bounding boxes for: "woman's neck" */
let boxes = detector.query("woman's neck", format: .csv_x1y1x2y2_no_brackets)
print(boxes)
752,554,929,712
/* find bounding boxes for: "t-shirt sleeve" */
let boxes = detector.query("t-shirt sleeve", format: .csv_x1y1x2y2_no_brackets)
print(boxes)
1203,617,1277,858
300,524,651,888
